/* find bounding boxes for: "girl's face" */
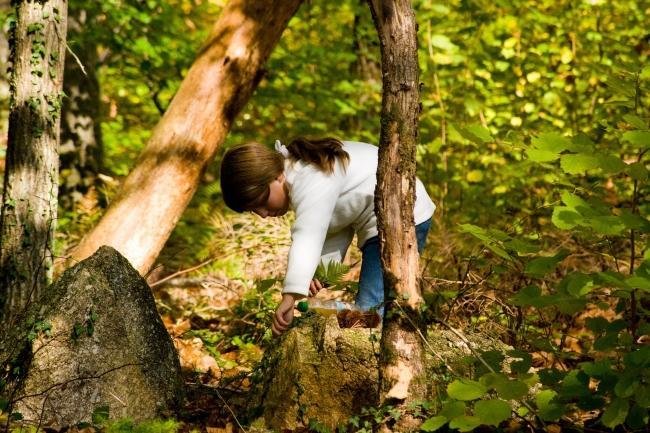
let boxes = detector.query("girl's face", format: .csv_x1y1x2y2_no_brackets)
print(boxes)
249,174,290,218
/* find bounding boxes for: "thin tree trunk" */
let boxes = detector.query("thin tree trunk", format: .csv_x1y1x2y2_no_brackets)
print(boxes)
59,4,103,208
69,0,303,274
0,0,67,324
367,0,426,430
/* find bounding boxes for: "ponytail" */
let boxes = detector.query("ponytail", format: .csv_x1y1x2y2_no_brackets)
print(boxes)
285,137,349,174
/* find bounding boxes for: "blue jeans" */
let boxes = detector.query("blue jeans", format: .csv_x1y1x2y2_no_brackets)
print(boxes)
355,218,432,314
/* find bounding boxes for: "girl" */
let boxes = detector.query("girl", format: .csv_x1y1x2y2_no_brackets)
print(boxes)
220,137,435,336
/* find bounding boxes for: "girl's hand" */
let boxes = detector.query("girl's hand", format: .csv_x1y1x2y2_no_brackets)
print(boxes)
309,279,323,296
272,293,296,336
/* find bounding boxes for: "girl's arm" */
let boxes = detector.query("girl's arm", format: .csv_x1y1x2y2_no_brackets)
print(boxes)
282,165,346,297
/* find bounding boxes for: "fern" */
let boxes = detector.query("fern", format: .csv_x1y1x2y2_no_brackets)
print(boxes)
314,261,358,293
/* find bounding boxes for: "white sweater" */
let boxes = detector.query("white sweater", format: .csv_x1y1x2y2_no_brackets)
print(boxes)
281,141,436,297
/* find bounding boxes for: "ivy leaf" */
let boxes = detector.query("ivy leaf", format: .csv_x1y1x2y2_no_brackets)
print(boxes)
474,400,511,426
601,398,629,428
420,416,448,432
447,379,488,401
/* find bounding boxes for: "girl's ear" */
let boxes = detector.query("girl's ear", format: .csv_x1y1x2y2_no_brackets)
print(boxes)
276,172,286,183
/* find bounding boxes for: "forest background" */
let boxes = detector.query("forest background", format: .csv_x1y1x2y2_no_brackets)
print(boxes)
0,0,649,431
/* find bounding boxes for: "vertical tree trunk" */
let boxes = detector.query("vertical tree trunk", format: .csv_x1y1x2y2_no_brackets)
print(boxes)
0,0,68,324
367,0,426,430
59,4,103,207
69,0,304,274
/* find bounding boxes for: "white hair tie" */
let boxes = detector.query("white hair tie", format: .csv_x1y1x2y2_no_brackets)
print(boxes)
274,140,290,158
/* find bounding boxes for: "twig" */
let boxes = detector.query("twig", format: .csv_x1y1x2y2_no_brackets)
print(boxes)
214,388,248,433
150,255,229,288
66,44,87,76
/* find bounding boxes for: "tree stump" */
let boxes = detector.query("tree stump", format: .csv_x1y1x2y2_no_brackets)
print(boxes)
246,314,510,431
0,246,183,428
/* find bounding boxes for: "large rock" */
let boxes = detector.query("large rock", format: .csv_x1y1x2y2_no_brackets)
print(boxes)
247,315,510,431
0,246,183,428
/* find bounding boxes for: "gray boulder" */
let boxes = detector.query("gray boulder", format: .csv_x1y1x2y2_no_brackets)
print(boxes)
1,246,183,428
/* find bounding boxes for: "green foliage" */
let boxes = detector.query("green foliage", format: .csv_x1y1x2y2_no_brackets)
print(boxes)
103,418,180,433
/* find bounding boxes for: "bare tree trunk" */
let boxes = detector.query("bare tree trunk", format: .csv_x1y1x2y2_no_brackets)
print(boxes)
69,0,304,274
59,4,103,208
367,0,426,430
0,0,67,324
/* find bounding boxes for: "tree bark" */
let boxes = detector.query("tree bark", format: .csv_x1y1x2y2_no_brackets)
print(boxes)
59,4,103,208
367,0,426,430
0,0,68,324
69,0,304,274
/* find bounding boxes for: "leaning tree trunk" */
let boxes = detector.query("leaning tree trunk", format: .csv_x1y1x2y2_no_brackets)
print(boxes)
69,0,303,274
59,3,103,208
367,0,426,430
0,0,68,324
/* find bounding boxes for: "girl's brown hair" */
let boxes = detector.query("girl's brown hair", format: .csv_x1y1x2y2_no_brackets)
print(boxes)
220,137,348,213
285,137,349,174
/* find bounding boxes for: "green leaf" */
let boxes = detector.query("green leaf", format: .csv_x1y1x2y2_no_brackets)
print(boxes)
621,130,650,148
447,379,488,401
439,401,466,419
627,162,648,181
420,416,447,432
92,405,110,425
495,379,529,400
563,272,595,297
536,390,565,421
508,350,533,374
597,154,626,174
614,374,639,398
623,114,648,129
474,400,511,426
626,276,650,291
526,148,559,162
626,405,649,430
587,216,627,235
449,416,481,432
560,154,599,174
430,34,457,51
601,398,629,428
504,239,540,254
524,251,569,278
531,132,572,153
551,206,581,229
458,125,493,144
